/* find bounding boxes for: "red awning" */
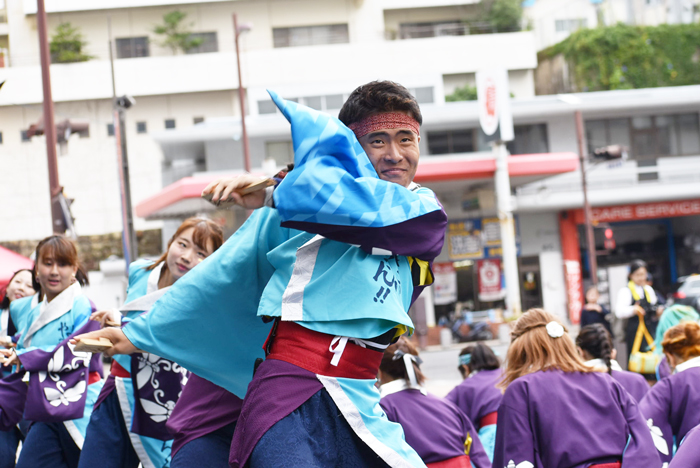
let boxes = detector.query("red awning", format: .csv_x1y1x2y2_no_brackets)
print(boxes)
0,246,33,291
135,152,578,220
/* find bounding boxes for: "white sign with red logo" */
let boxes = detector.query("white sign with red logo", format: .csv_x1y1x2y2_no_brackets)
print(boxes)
433,262,458,305
478,259,505,302
476,69,514,142
564,260,583,324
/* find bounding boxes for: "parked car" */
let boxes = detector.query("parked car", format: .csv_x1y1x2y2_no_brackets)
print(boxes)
670,275,700,311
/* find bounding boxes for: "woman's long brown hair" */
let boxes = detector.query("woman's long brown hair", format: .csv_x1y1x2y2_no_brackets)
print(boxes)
499,308,594,389
146,217,224,271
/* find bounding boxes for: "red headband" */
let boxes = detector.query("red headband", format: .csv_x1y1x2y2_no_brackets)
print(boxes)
348,113,420,139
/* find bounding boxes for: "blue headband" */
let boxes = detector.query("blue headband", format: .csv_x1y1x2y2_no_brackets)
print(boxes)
459,354,472,366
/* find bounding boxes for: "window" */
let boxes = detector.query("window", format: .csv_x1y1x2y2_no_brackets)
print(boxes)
411,87,434,104
107,123,115,136
116,37,149,59
186,32,218,54
587,114,700,160
20,130,30,142
136,122,147,134
555,19,587,33
266,141,294,165
0,132,3,144
193,117,205,124
273,24,349,48
258,100,278,115
399,22,467,40
428,129,475,155
165,119,176,129
259,95,346,114
507,124,549,155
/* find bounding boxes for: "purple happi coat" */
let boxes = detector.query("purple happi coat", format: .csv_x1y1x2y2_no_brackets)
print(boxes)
0,320,103,430
669,423,700,467
167,373,242,457
445,368,502,427
585,359,649,403
493,370,661,468
379,380,490,468
129,350,189,441
639,356,700,464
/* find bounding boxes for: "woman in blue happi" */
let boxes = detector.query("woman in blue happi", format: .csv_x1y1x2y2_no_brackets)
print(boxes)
76,81,448,467
0,269,36,468
78,217,223,468
1,236,103,468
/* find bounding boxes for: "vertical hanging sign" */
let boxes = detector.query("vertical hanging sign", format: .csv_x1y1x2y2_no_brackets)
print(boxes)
476,69,514,143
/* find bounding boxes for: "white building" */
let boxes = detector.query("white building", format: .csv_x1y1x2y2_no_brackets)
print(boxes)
0,0,538,243
524,0,700,51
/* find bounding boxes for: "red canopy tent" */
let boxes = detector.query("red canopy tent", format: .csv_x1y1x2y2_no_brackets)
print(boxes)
0,246,33,295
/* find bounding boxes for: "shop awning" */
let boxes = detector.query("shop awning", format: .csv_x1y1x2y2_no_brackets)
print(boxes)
135,152,578,220
0,246,33,291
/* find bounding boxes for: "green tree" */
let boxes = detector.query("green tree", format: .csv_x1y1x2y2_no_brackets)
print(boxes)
486,0,523,33
541,23,700,91
49,23,93,63
152,10,203,54
446,83,478,102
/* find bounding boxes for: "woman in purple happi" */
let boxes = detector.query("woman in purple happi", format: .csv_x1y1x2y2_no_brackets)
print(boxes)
493,308,661,468
378,337,490,468
576,324,649,402
1,236,103,468
0,269,35,468
639,321,700,465
445,343,501,461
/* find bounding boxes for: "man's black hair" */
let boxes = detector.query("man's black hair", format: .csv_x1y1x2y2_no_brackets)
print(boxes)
338,81,422,127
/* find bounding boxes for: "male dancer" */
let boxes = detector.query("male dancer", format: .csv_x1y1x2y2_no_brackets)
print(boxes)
76,81,447,467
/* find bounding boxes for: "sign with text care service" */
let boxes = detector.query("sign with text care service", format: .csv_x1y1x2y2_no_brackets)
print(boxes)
476,68,514,142
447,217,520,261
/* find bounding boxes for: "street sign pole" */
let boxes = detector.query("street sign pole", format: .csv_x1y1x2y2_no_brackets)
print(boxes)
477,69,521,318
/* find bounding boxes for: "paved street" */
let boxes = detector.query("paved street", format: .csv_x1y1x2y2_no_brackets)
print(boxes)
420,340,509,397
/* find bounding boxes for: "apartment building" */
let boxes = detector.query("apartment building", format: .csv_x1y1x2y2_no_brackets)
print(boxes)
0,0,538,243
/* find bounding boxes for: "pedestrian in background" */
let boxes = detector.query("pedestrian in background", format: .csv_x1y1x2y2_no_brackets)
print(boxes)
580,286,611,333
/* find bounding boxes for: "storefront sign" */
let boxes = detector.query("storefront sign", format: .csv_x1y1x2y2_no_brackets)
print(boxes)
447,217,519,261
573,199,700,224
433,262,458,305
564,260,583,324
478,259,505,301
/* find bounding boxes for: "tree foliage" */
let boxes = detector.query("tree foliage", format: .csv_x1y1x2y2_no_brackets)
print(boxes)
50,23,94,63
484,0,523,32
541,23,700,91
446,83,478,102
152,10,203,54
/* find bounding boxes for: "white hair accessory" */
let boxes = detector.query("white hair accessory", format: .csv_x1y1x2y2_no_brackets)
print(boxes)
546,321,564,338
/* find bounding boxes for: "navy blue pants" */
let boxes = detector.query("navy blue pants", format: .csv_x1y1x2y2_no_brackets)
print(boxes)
15,421,80,468
249,389,389,468
0,427,21,468
78,390,140,468
171,422,236,468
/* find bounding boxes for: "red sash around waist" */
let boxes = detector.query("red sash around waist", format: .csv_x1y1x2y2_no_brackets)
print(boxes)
479,411,497,428
88,371,102,385
426,455,471,468
265,321,383,380
109,360,130,378
591,463,621,468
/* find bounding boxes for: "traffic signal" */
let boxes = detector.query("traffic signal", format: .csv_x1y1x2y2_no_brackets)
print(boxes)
603,227,616,250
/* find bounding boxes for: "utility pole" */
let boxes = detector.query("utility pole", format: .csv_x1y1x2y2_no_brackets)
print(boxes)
575,110,598,285
233,13,251,173
108,17,138,266
36,0,63,234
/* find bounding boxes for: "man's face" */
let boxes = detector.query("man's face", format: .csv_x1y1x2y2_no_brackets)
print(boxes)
358,121,420,188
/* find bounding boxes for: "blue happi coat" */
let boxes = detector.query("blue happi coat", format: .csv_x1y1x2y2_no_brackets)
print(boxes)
122,92,447,467
11,283,103,448
108,259,183,468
